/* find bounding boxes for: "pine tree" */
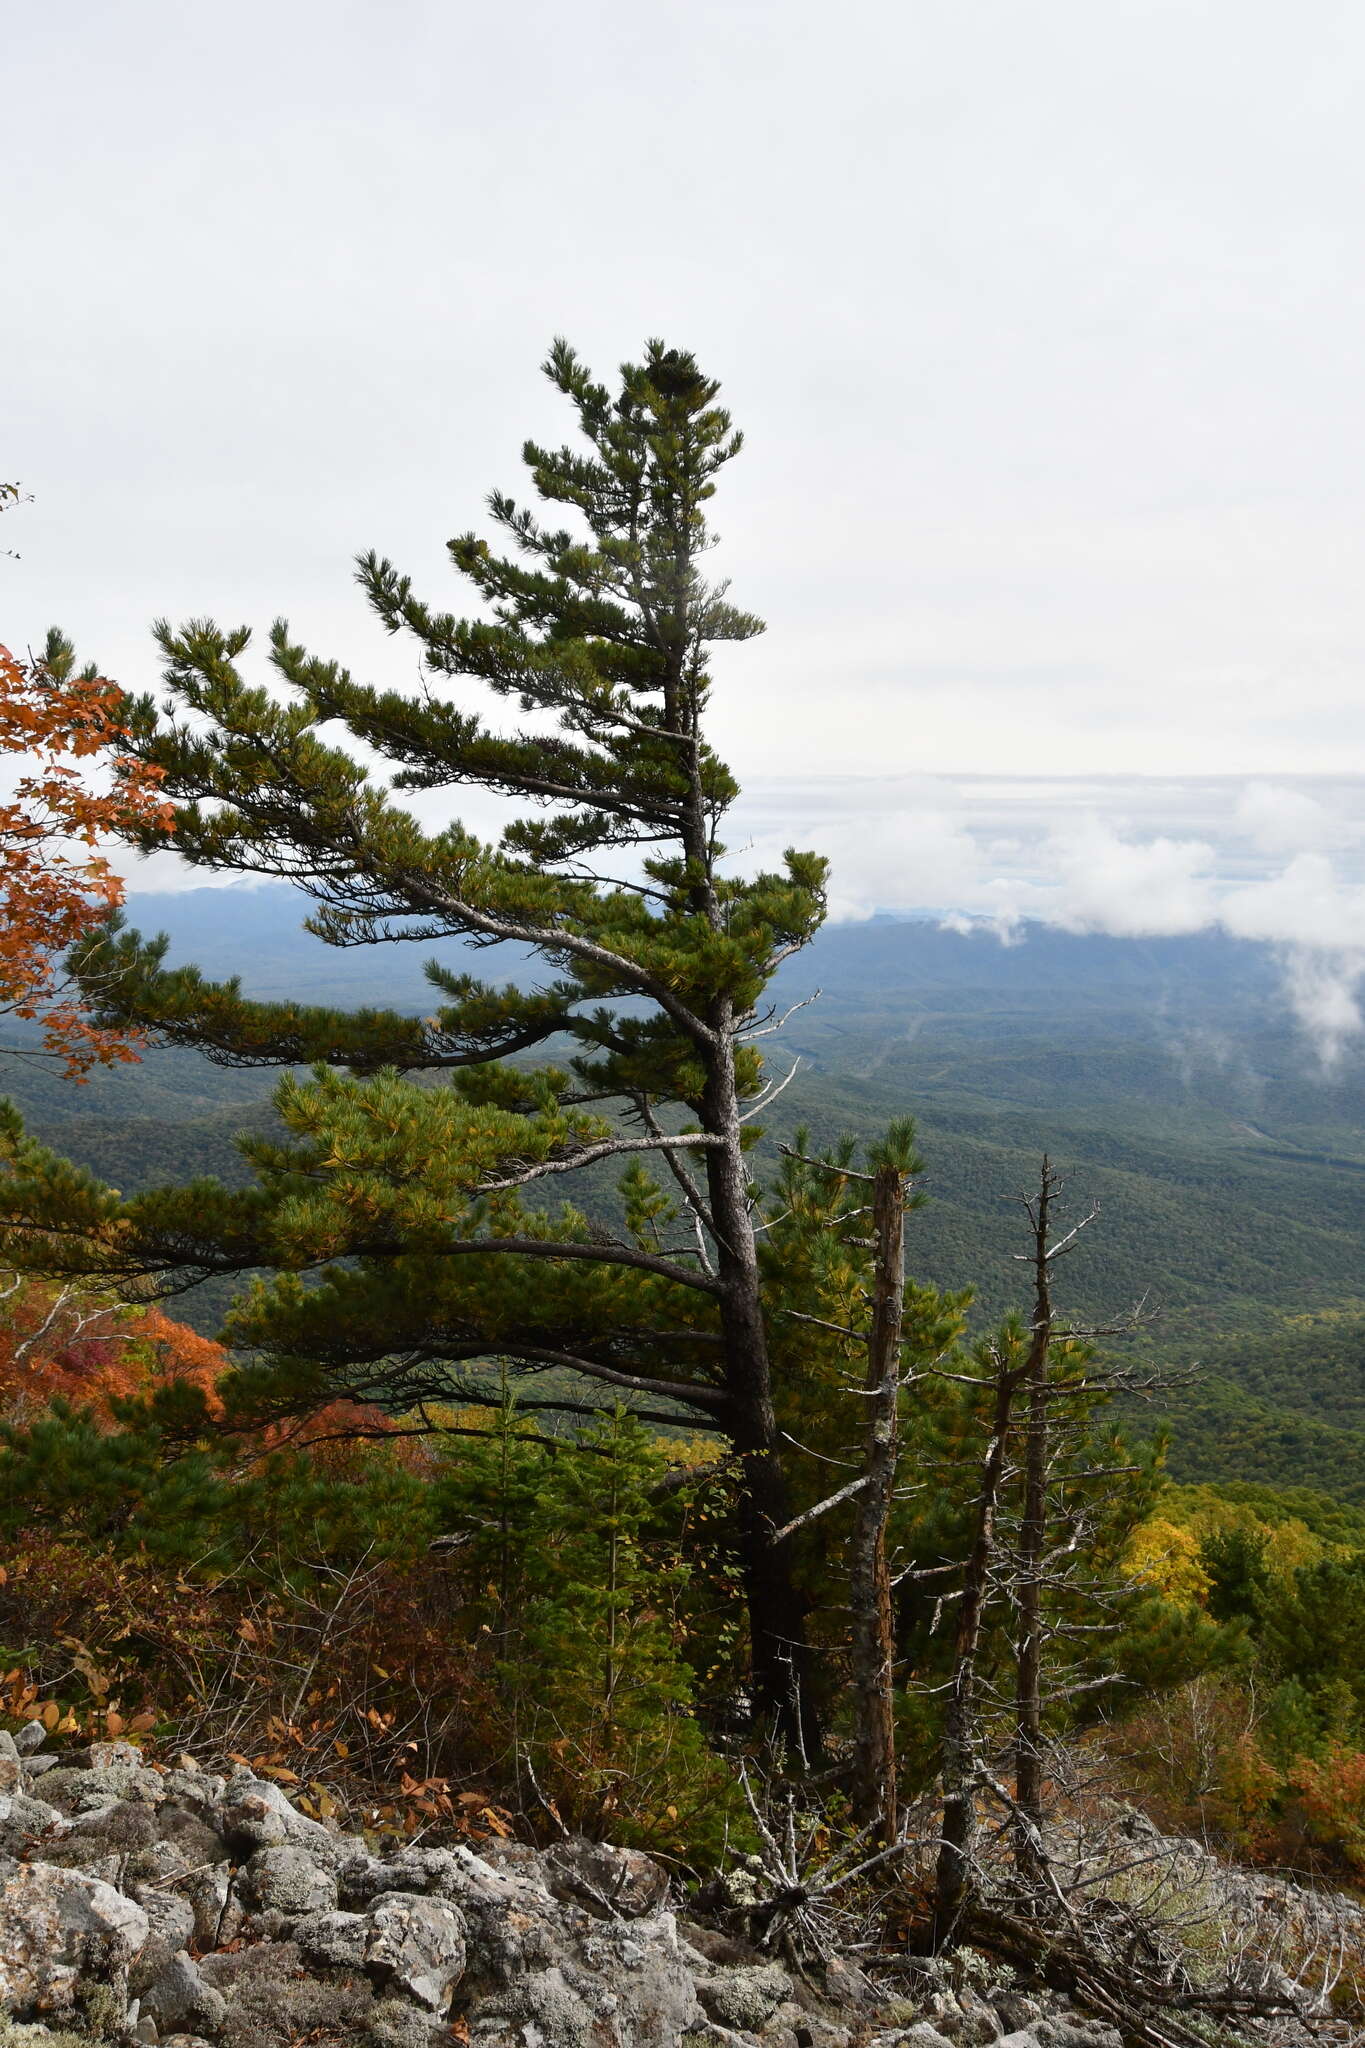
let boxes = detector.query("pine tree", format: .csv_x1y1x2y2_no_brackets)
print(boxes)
0,341,828,1738
514,1409,733,1857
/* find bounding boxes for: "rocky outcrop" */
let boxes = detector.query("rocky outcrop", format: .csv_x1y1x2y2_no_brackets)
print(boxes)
0,1726,1319,2048
0,1732,715,2048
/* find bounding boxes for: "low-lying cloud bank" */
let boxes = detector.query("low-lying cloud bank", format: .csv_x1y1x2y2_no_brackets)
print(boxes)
738,774,1365,1066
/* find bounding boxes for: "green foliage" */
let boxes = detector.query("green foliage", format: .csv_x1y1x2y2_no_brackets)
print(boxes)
0,1386,434,1579
1257,1553,1365,1715
1201,1524,1270,1624
0,1375,742,1861
0,346,837,1755
1111,1481,1365,1872
512,1408,739,1861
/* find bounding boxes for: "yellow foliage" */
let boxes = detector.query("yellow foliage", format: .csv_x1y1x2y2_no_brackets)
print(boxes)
1127,1518,1212,1607
1263,1517,1322,1579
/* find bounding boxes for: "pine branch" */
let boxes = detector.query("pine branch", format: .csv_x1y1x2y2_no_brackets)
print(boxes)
474,1130,721,1194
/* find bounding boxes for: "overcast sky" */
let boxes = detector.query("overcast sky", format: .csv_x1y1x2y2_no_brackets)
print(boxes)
9,0,1365,1049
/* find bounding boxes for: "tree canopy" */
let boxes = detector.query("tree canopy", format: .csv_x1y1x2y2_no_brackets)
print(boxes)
0,341,835,1735
0,631,172,1075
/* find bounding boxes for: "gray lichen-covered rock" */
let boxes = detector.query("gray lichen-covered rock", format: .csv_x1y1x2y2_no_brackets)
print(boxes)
129,1886,198,1995
695,1961,793,2031
197,1939,379,2048
245,1843,339,1917
203,1932,456,2045
1035,2026,1124,2048
156,1766,229,1821
140,1952,229,2037
338,1844,462,1907
0,1859,149,2016
296,1893,465,2012
364,1893,466,2011
0,1733,22,1796
33,1760,165,1816
294,1907,370,1970
0,1790,64,1859
220,1770,338,1858
448,1846,702,2047
180,1863,234,1953
4,1733,1282,2048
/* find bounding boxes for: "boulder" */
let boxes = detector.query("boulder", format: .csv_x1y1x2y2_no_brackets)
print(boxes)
543,1835,671,1918
128,1885,198,1995
81,1740,146,1772
245,1842,339,1917
0,1859,149,2016
338,1843,463,1906
35,1759,165,1815
1036,2027,1124,2048
180,1863,234,1953
447,1846,702,2047
364,1892,467,2011
791,2023,855,2048
0,1789,64,1858
54,1798,158,1856
220,1768,338,1857
0,1732,21,1795
295,1906,371,1970
156,1766,229,1822
139,1951,229,2037
695,1962,793,2031
298,1892,466,2012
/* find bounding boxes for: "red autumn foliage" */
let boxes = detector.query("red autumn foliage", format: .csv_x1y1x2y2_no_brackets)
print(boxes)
257,1399,437,1475
0,1279,228,1423
1288,1740,1365,1872
0,641,174,1076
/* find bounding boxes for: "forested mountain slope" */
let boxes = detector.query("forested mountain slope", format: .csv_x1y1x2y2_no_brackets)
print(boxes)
6,888,1364,1493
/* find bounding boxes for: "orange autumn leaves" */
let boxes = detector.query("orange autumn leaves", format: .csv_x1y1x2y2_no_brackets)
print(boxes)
0,1280,230,1422
0,642,173,1075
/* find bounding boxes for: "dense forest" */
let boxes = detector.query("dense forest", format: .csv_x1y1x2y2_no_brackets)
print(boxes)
7,897,1363,1499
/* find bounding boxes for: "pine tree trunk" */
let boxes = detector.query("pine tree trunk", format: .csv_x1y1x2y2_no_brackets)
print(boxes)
701,1008,814,1755
670,642,814,1756
849,1163,905,1841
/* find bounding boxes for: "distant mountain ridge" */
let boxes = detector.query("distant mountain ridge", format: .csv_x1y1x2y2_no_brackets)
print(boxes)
113,883,1286,1014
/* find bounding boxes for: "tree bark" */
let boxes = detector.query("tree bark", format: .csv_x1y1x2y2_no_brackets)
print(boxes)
849,1162,905,1841
700,1005,814,1755
670,610,815,1757
933,1347,1022,1948
1013,1160,1056,1887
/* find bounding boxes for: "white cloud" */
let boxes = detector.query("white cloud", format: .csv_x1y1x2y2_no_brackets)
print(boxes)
1037,816,1218,938
1221,852,1365,953
1275,950,1365,1072
1233,781,1349,855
